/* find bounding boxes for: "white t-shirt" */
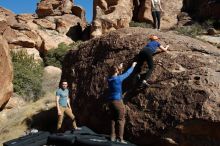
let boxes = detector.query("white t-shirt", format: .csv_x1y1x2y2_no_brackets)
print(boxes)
152,0,161,11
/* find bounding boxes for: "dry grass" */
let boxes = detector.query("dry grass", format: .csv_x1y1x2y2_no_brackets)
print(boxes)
0,92,56,145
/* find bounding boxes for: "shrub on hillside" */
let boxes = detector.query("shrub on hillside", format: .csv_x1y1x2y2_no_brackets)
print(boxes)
175,23,204,37
12,50,44,101
129,21,152,28
43,42,81,68
203,19,220,30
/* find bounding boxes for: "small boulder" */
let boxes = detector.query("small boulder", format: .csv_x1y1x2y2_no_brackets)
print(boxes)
207,28,217,35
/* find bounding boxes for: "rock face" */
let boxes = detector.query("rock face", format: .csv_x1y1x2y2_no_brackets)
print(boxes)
133,0,183,29
177,12,194,26
91,0,133,38
0,5,86,53
182,0,220,19
133,0,152,23
36,0,74,18
42,66,62,93
91,0,183,37
0,36,13,110
160,0,183,29
63,28,220,145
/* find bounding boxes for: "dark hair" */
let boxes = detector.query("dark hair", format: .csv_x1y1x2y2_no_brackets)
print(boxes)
109,65,118,76
61,79,68,83
58,79,68,88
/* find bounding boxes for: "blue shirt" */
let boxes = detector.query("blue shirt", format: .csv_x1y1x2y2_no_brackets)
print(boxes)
144,41,161,54
107,67,134,100
56,88,69,107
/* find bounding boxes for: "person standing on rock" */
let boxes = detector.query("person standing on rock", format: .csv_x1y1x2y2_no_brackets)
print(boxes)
151,0,164,30
134,34,169,87
107,62,137,144
56,80,80,132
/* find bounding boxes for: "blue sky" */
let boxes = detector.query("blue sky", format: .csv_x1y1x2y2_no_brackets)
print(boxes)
0,0,93,22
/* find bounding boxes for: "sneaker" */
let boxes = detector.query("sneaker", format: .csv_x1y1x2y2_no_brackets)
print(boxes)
137,74,141,80
139,80,150,88
110,137,116,142
74,127,82,130
118,139,127,144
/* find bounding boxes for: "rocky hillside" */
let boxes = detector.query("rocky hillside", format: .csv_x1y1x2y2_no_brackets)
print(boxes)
0,0,86,58
62,27,220,146
91,0,183,37
91,0,220,37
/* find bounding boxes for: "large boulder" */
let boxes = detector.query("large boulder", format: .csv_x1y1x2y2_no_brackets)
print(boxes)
0,7,16,35
63,27,220,145
0,36,13,110
33,18,56,30
42,66,62,93
135,0,152,23
91,0,133,38
160,0,183,29
182,0,220,19
36,0,74,18
35,29,72,52
72,5,87,27
0,7,17,26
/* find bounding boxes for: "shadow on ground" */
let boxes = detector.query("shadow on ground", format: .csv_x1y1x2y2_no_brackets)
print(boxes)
24,107,76,133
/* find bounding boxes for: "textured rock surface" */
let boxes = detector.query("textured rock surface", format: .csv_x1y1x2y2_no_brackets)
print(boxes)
197,35,220,46
177,12,194,26
36,0,74,18
0,36,13,110
42,66,62,93
91,0,133,38
72,5,86,26
0,4,86,53
63,27,220,145
135,0,152,23
182,0,220,19
160,0,183,29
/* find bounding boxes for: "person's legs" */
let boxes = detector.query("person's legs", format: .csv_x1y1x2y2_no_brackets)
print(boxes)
132,51,146,85
134,50,147,74
64,107,77,129
144,50,154,81
57,107,65,131
156,11,161,29
109,102,116,141
111,120,116,141
152,11,157,29
118,103,125,142
112,100,126,142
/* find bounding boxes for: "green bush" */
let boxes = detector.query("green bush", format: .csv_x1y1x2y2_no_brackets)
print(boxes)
12,50,44,101
43,42,81,68
175,23,204,37
129,21,152,28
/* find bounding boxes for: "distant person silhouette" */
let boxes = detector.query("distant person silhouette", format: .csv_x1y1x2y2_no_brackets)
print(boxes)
151,0,164,30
